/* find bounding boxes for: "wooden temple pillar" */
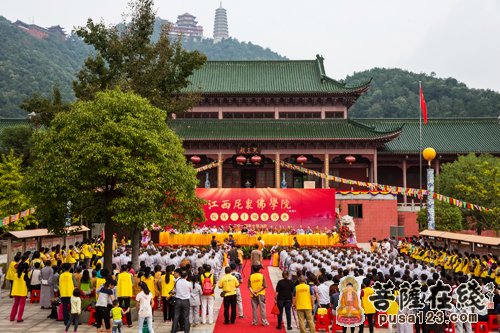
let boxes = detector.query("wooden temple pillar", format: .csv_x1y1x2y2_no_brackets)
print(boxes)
323,153,330,188
275,153,280,188
435,158,440,176
217,153,223,188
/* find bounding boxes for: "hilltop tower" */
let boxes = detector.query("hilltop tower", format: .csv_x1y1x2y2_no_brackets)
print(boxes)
213,2,229,43
170,13,203,40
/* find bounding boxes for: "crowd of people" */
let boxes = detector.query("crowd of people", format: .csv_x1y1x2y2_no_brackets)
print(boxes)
2,231,500,333
276,236,500,333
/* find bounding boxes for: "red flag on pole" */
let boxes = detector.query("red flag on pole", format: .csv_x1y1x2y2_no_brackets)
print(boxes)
420,85,428,124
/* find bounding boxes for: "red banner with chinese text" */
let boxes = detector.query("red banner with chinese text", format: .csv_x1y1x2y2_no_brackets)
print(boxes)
196,188,335,228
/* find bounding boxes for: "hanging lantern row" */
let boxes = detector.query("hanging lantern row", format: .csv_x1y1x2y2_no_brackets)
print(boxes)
236,155,263,165
296,155,308,165
345,155,356,165
190,155,201,164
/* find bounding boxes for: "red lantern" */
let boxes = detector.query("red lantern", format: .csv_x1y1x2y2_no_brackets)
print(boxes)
251,155,262,164
236,155,247,165
190,155,201,164
296,155,307,165
345,155,356,165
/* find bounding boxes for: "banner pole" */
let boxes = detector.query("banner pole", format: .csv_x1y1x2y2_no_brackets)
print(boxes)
419,81,423,206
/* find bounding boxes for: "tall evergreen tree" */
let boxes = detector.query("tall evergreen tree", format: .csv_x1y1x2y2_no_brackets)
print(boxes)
73,0,206,115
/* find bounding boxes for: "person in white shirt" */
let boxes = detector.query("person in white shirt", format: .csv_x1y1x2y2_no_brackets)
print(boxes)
317,276,330,308
189,279,202,327
172,270,192,333
136,282,155,333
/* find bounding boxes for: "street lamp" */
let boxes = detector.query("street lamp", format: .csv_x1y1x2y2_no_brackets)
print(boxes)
422,147,437,230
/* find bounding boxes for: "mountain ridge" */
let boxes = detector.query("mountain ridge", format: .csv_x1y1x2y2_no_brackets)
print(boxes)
1,16,499,119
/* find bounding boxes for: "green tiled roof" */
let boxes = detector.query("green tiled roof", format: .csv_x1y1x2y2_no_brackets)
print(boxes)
355,118,500,153
0,118,28,135
169,119,401,141
183,56,370,95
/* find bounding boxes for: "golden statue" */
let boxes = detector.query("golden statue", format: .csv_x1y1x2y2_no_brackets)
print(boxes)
336,276,364,327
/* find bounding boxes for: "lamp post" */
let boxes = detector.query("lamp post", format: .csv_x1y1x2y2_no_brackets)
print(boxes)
422,147,437,230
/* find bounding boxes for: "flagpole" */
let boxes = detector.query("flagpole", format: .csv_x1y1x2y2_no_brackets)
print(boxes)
419,81,423,201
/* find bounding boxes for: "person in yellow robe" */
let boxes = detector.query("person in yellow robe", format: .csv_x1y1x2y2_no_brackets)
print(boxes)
160,267,175,322
10,262,29,322
117,265,134,327
6,254,21,295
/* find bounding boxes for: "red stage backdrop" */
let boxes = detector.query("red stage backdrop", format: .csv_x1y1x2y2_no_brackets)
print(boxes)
196,188,335,228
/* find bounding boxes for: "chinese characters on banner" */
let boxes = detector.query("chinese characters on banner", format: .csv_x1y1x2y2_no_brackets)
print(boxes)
369,278,495,326
195,188,335,228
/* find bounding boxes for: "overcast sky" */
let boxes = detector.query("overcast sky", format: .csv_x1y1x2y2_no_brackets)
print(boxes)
2,0,500,92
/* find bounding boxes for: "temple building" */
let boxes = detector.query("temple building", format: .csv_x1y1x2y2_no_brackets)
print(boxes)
14,20,49,39
168,55,500,239
172,55,500,196
213,3,229,42
170,13,203,40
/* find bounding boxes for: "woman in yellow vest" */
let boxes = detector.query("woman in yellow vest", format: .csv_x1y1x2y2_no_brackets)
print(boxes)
454,256,464,273
462,256,471,275
117,265,133,327
59,263,75,325
361,278,376,333
6,254,21,295
473,257,482,277
66,247,77,265
140,268,156,299
160,267,175,322
10,262,29,322
81,241,92,267
30,251,45,269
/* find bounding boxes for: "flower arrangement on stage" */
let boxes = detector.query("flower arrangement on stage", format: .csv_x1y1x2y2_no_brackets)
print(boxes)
290,229,297,235
152,224,163,232
165,227,176,234
247,228,257,237
339,225,352,244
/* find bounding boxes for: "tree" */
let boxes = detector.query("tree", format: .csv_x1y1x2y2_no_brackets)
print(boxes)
73,0,206,115
0,125,32,165
0,151,34,230
20,85,70,128
417,201,464,232
24,90,205,270
437,153,500,234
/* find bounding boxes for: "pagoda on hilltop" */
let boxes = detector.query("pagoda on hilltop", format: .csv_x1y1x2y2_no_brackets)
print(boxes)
213,2,229,43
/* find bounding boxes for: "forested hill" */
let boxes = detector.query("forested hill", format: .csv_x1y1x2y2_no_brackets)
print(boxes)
0,16,286,118
0,16,90,118
2,15,500,119
346,68,500,118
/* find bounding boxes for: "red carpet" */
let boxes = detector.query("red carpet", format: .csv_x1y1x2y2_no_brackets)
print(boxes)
213,259,284,332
